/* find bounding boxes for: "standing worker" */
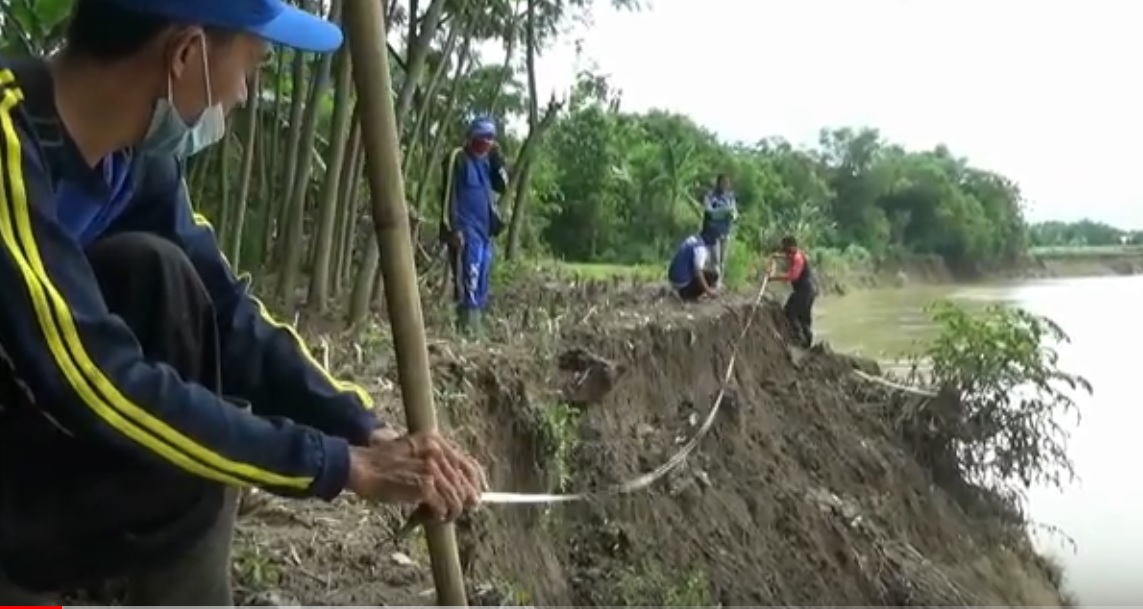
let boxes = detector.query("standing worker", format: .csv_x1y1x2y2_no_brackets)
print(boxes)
768,236,818,348
0,0,485,604
702,174,738,276
439,116,508,337
668,228,722,301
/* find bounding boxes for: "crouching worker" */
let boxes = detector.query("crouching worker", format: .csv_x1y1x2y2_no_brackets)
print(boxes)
0,0,486,605
768,236,818,347
668,229,721,301
439,116,508,337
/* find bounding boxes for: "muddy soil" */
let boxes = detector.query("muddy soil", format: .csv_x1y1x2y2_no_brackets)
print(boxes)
234,279,1067,606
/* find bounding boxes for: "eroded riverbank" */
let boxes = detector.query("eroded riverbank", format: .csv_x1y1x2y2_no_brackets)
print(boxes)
211,281,1074,606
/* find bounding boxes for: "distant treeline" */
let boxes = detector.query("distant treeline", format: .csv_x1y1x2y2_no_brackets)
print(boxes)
1028,219,1143,248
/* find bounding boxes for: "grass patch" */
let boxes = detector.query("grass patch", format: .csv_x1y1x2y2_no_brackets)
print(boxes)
535,401,581,493
556,261,660,282
612,563,714,606
232,542,282,589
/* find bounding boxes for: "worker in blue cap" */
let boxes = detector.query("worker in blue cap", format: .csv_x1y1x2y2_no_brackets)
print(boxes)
439,116,510,337
0,0,485,603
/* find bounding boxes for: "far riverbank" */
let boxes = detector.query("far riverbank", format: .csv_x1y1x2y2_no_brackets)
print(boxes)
816,246,1143,295
531,245,1143,296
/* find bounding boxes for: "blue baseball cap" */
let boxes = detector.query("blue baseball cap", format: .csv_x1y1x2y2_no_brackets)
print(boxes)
468,117,497,138
101,0,343,53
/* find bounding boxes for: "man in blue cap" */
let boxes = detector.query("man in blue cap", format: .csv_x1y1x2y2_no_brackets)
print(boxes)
0,0,485,603
439,116,509,336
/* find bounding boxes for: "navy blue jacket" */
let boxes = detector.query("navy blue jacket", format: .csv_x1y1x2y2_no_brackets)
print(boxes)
440,146,508,239
0,60,380,500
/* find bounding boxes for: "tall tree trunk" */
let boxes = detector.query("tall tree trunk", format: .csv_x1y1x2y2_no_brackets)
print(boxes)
276,0,342,304
307,45,355,310
230,70,260,269
505,0,562,260
333,122,363,297
265,49,307,266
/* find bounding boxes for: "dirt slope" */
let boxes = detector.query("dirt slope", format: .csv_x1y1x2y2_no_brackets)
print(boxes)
233,284,1067,606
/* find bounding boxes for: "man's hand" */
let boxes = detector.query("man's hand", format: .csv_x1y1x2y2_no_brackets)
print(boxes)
370,426,401,444
348,430,486,522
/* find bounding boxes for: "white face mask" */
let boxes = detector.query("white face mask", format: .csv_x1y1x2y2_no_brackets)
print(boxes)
138,37,226,159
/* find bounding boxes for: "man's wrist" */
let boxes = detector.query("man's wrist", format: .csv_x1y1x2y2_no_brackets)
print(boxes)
347,407,383,446
312,435,351,501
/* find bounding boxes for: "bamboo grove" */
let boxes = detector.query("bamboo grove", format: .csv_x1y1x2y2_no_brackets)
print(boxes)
3,0,1049,329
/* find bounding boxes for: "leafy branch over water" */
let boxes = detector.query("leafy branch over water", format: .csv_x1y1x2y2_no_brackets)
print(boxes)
901,302,1091,519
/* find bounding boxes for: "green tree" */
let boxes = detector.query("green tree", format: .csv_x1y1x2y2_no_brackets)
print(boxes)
0,0,1093,326
1029,219,1127,247
901,302,1091,518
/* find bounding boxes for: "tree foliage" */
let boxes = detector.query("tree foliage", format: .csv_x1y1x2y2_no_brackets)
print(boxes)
1029,219,1137,247
901,301,1090,517
536,104,1031,275
0,0,1116,327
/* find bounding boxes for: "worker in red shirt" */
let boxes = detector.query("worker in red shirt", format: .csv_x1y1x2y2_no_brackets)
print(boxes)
768,236,818,348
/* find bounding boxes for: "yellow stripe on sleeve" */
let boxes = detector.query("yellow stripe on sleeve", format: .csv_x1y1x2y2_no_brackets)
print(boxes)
0,81,308,490
188,206,374,409
439,147,462,229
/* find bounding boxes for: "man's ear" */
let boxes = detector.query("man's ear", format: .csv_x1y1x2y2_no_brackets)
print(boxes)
164,26,207,81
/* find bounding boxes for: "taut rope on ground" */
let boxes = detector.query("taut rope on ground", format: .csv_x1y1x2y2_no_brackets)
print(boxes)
850,369,938,398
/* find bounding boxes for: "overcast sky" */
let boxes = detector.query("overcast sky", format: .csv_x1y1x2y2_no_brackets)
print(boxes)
528,0,1142,228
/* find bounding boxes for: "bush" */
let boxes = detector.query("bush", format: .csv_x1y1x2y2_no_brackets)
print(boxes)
722,238,758,289
811,244,876,278
904,301,1091,513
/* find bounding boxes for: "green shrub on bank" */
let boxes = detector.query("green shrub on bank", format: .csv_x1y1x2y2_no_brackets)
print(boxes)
902,302,1091,517
812,244,875,276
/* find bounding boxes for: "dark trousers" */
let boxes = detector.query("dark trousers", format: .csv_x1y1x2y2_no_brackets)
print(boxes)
677,270,720,301
783,289,816,348
0,232,236,605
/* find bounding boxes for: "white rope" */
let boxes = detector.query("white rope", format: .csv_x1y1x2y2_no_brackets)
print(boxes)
850,369,938,398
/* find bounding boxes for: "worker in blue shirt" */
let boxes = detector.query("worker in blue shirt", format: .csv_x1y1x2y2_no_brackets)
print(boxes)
701,174,738,276
0,0,484,603
439,117,508,337
668,228,722,301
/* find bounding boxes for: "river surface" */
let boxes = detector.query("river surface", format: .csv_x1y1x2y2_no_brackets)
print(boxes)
815,275,1143,605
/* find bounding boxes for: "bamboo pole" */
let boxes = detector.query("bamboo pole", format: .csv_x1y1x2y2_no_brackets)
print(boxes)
340,2,469,606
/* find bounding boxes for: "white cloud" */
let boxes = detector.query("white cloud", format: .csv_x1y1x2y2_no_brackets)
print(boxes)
532,0,1143,227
